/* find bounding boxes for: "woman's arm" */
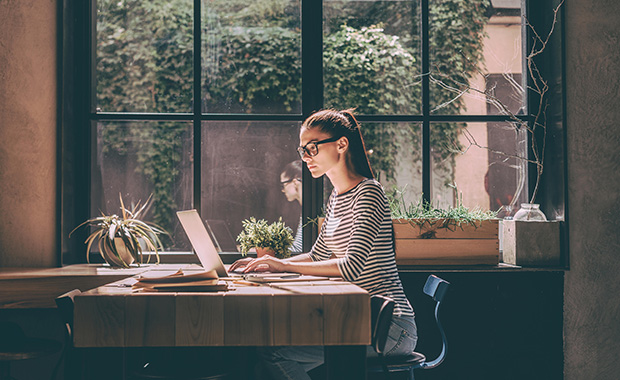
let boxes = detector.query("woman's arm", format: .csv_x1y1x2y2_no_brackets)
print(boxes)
284,253,313,262
241,255,342,277
229,252,313,272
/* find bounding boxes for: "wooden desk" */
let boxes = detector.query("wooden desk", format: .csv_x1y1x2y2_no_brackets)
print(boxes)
0,264,167,309
73,271,371,378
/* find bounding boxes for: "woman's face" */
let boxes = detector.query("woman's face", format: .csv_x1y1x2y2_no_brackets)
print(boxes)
299,126,342,178
280,173,299,202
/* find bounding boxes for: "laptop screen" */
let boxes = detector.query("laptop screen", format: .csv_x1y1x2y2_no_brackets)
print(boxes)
176,210,229,277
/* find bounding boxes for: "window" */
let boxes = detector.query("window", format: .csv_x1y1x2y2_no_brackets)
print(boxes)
60,0,566,263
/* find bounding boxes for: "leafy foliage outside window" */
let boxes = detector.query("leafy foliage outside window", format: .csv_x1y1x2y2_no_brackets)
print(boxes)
204,26,301,113
97,0,193,238
95,0,491,235
324,25,417,181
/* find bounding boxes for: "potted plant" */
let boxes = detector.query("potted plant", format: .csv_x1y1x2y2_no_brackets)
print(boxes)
70,194,168,268
314,187,499,266
236,217,294,259
387,189,500,266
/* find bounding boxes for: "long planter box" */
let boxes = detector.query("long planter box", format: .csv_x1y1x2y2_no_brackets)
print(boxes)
393,218,499,266
319,217,499,266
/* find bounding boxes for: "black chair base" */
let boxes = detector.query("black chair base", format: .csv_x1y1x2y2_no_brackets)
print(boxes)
367,352,426,377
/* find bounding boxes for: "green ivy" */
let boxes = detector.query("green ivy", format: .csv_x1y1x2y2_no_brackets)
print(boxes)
204,26,301,113
324,24,418,180
96,0,490,232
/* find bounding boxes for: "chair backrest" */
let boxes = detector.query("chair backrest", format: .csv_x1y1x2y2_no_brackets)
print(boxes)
419,275,450,369
370,295,396,355
370,275,451,371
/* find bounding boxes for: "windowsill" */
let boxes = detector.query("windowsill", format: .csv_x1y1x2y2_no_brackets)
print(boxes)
86,251,253,265
85,252,566,272
397,262,567,272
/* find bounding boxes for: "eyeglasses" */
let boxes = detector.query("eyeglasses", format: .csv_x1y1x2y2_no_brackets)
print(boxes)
280,177,300,189
296,136,340,159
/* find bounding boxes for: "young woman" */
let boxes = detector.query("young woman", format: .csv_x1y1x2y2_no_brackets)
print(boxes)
280,160,303,253
230,109,416,380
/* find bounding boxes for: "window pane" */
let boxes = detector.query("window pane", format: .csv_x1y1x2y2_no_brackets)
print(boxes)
323,0,421,115
322,123,422,214
96,0,194,113
92,121,194,251
429,1,524,116
202,0,302,114
431,121,528,215
201,121,302,251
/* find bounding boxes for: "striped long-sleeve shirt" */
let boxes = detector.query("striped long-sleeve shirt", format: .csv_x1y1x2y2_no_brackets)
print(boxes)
309,178,414,317
290,216,303,253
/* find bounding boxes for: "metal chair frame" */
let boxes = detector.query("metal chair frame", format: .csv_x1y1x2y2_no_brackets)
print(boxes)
368,274,450,379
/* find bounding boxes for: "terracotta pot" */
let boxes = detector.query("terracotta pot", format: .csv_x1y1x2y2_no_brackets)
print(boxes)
255,247,275,258
102,237,135,267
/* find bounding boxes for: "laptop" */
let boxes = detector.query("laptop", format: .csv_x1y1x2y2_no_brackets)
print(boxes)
176,210,302,281
177,210,233,277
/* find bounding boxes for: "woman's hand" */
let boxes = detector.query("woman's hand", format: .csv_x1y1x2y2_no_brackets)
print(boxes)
241,255,288,273
229,257,254,273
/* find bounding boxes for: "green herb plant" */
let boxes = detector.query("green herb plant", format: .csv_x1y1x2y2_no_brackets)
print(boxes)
236,217,293,259
388,185,498,234
70,194,168,268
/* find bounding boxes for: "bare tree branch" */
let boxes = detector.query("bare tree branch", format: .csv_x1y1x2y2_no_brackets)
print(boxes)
427,1,563,206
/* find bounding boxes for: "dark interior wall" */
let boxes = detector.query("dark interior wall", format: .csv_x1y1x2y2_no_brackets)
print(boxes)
564,0,620,378
0,0,57,267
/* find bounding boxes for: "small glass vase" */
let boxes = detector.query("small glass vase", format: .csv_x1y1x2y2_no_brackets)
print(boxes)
513,203,547,221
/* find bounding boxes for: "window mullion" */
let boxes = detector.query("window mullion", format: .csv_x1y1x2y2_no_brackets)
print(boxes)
421,0,431,204
301,0,323,251
193,0,202,213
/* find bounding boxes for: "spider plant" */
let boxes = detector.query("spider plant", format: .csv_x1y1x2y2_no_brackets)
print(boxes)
70,194,168,268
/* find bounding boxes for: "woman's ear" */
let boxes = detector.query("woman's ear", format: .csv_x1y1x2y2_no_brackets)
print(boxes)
336,136,349,153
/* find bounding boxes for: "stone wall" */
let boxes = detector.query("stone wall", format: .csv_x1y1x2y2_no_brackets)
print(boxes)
564,0,620,378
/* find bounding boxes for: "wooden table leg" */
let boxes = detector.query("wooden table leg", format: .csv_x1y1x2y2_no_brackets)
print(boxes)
324,345,366,379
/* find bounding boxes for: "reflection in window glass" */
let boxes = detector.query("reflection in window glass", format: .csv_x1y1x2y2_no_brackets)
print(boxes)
202,0,302,114
201,121,301,251
96,0,194,113
322,123,422,214
92,121,194,250
323,0,421,115
430,1,524,115
431,122,527,215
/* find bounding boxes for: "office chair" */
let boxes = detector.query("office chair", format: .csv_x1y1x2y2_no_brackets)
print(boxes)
367,275,450,379
0,321,62,380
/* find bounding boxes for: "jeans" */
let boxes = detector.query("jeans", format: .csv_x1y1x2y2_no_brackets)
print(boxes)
259,315,417,380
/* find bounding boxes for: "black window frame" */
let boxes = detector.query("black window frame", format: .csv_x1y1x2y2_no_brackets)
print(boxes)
58,0,567,266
